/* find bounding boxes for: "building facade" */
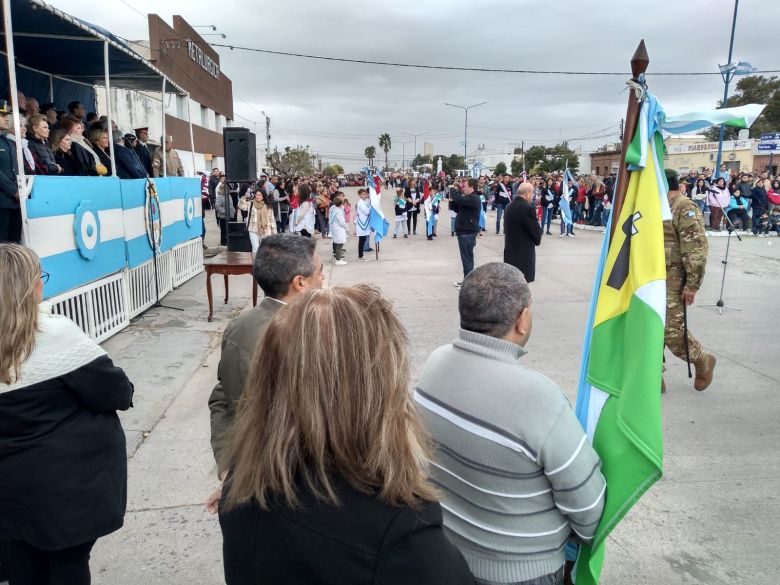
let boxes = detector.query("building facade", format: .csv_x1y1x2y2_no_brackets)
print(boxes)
97,14,235,176
664,136,755,175
589,143,621,177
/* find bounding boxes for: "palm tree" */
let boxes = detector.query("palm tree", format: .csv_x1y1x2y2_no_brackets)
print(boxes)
364,146,376,167
378,133,391,169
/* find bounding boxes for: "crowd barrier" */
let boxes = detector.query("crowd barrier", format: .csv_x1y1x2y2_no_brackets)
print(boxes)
26,176,204,342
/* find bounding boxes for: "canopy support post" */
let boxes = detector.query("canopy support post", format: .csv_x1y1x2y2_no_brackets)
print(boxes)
2,0,31,243
185,92,196,174
104,40,116,176
48,74,54,102
161,76,167,177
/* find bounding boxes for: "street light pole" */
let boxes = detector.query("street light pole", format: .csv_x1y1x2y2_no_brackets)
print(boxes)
444,101,487,172
715,0,739,178
403,131,427,167
400,140,413,172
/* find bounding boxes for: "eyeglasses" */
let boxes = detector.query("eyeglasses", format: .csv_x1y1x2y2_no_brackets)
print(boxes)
41,270,50,284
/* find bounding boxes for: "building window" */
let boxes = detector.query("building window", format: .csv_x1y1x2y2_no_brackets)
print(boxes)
201,105,208,128
175,95,187,119
596,166,600,176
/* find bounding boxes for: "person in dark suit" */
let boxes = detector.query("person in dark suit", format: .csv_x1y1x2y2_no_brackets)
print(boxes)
217,283,473,585
503,182,543,282
112,131,147,179
0,100,21,243
207,234,324,509
133,127,153,177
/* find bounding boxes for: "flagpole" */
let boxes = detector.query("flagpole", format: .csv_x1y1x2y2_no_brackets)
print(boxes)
609,40,650,243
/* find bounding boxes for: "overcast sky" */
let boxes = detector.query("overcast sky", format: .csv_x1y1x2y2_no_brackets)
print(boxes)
58,0,780,170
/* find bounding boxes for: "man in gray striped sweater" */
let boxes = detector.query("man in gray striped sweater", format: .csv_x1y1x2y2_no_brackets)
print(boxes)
416,262,606,585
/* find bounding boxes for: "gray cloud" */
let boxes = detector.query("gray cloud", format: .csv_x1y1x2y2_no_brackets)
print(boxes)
58,0,780,169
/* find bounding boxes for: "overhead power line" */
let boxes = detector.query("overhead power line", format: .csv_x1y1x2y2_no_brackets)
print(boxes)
211,43,780,76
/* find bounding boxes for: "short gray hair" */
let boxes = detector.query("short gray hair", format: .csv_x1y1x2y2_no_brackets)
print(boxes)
253,234,316,298
459,263,531,338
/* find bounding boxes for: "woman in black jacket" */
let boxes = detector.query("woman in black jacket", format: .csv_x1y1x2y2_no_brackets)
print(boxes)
218,285,473,585
0,244,134,585
751,179,769,234
51,129,87,176
27,114,61,175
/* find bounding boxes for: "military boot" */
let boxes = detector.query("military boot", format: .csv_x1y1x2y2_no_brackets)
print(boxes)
693,353,716,391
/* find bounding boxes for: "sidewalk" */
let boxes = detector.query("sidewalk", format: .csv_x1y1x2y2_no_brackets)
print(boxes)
85,196,780,584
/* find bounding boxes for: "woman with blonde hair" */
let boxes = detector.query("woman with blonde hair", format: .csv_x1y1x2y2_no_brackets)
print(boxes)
219,285,473,585
0,244,133,584
88,127,112,176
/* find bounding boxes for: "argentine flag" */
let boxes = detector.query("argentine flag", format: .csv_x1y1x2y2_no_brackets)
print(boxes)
364,168,389,244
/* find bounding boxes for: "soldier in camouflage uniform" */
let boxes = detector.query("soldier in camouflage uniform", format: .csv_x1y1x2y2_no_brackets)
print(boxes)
663,170,716,391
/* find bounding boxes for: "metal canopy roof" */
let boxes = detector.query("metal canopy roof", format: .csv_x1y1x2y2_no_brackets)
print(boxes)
1,0,186,94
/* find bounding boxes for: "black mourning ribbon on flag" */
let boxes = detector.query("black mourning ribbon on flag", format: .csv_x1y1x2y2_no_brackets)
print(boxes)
607,211,642,290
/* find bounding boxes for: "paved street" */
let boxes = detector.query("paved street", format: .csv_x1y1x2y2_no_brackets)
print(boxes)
89,188,780,584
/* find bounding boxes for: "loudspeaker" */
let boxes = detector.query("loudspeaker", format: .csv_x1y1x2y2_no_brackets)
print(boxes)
223,127,257,182
227,221,252,252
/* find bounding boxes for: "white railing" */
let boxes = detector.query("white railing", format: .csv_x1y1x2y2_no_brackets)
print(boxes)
49,241,204,342
172,238,204,287
49,272,130,343
126,251,173,319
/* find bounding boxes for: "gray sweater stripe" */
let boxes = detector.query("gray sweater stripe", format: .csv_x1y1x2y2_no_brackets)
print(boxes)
436,444,545,480
431,479,557,517
415,388,537,459
552,461,603,493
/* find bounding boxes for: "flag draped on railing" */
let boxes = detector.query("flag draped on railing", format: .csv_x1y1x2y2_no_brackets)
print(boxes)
573,93,670,585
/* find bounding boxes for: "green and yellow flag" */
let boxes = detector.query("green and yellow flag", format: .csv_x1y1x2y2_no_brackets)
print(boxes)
574,94,669,584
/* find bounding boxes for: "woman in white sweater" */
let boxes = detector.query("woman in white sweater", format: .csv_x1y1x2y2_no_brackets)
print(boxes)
293,184,316,237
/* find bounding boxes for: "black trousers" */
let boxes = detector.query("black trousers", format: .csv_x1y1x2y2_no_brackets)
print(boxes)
218,217,228,246
407,211,418,234
358,235,368,258
0,208,23,243
457,232,477,278
7,539,96,585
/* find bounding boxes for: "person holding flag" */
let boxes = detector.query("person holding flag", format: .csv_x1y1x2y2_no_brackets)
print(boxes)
424,182,442,241
363,168,390,255
558,172,577,238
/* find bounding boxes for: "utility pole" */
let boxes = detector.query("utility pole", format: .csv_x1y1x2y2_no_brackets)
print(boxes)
619,118,624,142
261,110,271,172
444,102,487,172
400,140,413,172
403,131,427,167
521,140,525,173
715,0,740,178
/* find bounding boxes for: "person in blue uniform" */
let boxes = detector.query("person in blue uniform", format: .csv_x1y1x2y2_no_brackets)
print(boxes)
0,100,21,243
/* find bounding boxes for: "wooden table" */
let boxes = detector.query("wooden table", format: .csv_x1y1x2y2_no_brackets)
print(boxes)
204,251,257,322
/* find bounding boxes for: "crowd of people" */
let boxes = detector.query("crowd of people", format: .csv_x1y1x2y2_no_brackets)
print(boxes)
678,165,780,236
0,91,187,244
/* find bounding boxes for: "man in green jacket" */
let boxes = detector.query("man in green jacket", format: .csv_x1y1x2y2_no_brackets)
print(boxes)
207,234,323,511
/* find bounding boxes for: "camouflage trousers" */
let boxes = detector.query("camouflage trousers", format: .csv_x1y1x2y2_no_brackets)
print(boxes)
664,268,704,363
